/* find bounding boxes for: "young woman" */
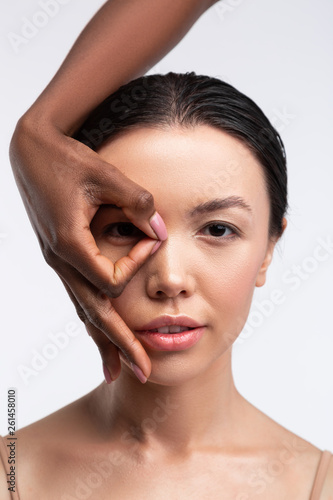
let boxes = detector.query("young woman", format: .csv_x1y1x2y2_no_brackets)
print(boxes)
1,72,332,499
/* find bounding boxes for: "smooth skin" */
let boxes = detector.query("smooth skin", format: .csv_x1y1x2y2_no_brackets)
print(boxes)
9,0,219,384
3,126,332,499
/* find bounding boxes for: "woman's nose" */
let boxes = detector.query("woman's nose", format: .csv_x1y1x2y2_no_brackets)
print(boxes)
145,237,196,300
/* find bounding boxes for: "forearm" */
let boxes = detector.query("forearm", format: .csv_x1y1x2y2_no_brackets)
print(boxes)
22,0,218,135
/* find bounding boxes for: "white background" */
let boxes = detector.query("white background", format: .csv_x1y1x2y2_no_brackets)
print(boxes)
1,0,332,452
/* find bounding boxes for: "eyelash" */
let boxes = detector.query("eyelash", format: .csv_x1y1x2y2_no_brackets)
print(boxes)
198,221,238,240
103,223,144,239
103,221,239,241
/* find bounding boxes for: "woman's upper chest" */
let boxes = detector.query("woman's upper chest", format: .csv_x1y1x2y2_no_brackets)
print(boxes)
19,447,321,500
103,455,318,500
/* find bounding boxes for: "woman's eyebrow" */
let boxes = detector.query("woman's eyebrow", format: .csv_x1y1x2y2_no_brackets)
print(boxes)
102,197,252,217
188,196,252,217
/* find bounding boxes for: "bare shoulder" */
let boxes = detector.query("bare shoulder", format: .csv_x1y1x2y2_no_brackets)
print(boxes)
321,452,333,500
15,389,93,450
10,390,95,499
263,426,324,497
240,397,329,497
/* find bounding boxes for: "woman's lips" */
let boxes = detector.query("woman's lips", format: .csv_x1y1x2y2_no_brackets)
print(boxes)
137,314,204,331
135,326,206,351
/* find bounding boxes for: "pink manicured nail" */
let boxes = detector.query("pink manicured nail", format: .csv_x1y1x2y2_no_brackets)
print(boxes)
149,212,168,241
131,363,147,384
150,240,162,255
103,363,112,384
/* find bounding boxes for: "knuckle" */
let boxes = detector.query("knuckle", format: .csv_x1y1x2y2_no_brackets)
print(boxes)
107,267,136,297
78,312,87,324
87,311,104,331
117,331,142,359
85,297,113,331
120,341,142,365
127,335,142,354
50,232,78,262
46,219,77,252
50,233,69,256
75,307,87,324
102,280,126,298
42,246,56,266
119,256,137,277
83,180,100,204
132,189,154,213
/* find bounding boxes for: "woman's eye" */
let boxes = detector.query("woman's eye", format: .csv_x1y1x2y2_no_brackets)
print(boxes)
103,222,144,239
200,223,235,238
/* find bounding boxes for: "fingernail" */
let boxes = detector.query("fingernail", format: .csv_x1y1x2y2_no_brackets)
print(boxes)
103,363,113,384
130,363,147,384
150,240,162,255
149,212,168,241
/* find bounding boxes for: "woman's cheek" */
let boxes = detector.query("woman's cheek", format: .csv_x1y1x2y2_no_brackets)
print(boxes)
203,251,264,332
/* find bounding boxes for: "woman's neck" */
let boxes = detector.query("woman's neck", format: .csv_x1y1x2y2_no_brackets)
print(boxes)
87,349,248,459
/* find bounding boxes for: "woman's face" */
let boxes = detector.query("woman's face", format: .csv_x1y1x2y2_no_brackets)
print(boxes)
92,125,281,385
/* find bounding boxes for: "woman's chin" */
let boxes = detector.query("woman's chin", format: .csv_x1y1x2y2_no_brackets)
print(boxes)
119,350,211,387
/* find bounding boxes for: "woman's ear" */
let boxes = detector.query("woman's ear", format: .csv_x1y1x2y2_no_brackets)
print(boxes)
255,218,287,288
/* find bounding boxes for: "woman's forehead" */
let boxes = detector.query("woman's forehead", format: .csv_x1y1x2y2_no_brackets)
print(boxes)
97,125,268,209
